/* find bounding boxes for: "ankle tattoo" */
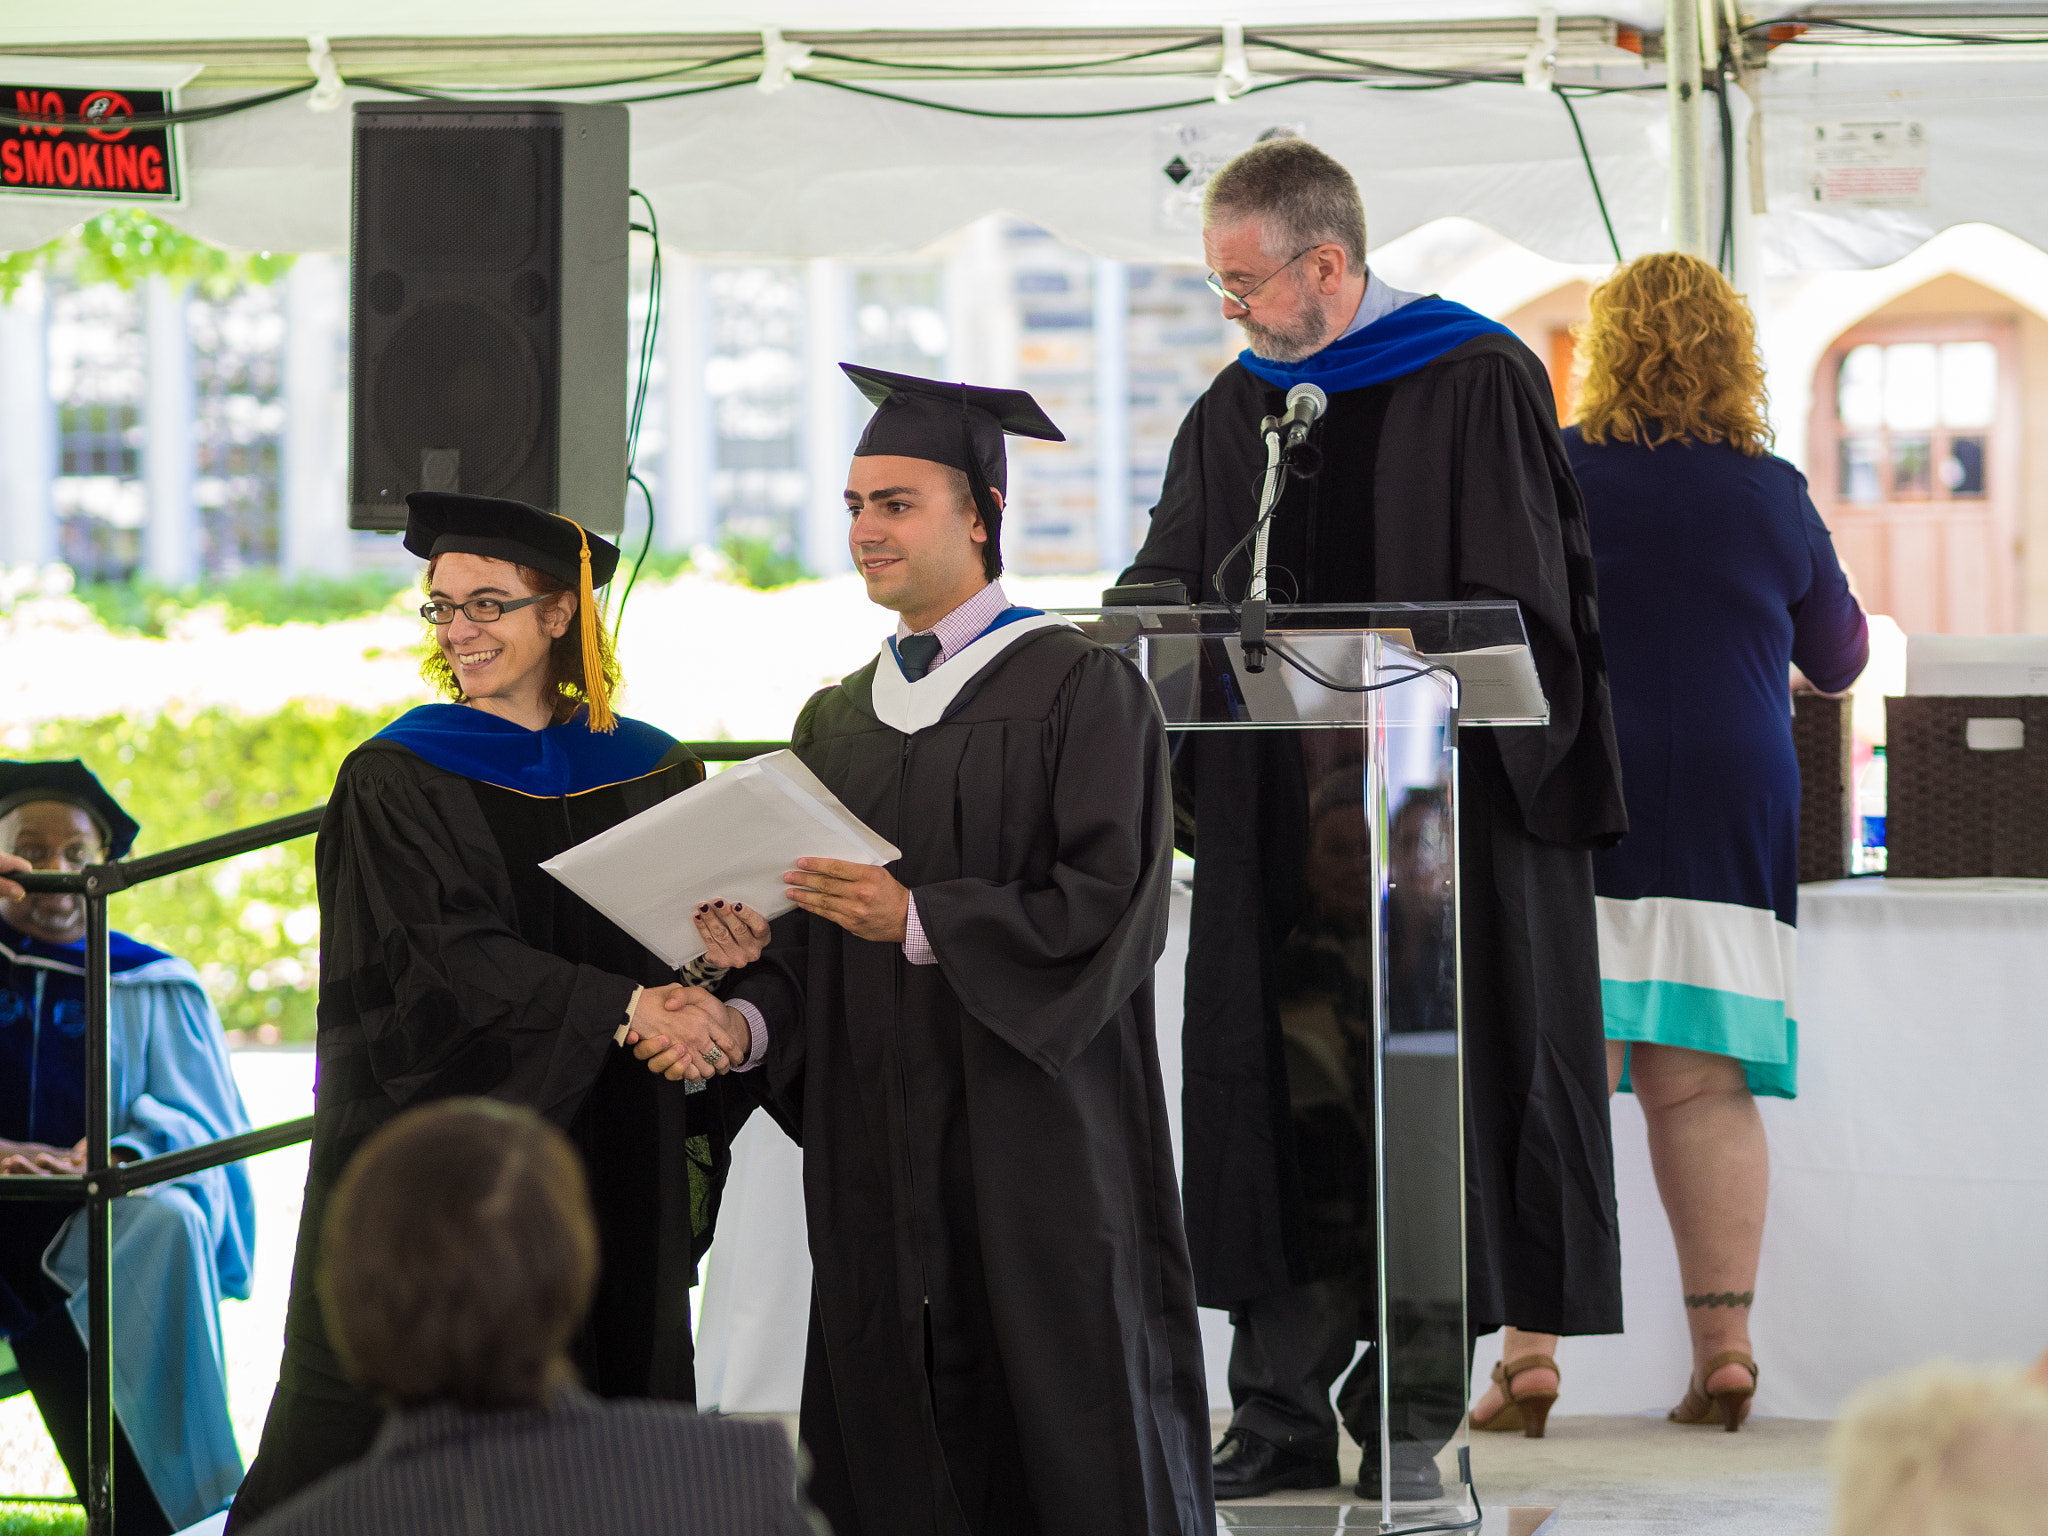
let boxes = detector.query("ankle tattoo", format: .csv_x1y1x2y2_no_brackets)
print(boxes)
1684,1290,1753,1309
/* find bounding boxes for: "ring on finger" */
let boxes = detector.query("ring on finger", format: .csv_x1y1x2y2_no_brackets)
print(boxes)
701,1045,724,1066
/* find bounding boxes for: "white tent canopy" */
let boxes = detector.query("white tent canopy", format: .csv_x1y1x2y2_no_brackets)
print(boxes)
2,5,2044,272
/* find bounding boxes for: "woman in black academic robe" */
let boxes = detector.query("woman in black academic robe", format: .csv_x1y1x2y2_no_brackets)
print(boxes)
228,494,764,1529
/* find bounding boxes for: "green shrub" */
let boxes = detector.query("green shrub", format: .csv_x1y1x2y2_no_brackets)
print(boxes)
69,570,413,638
717,533,810,591
22,703,400,1043
0,1501,80,1534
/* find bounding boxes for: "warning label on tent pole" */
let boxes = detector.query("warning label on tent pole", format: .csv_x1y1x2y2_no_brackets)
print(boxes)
1,84,181,201
1805,119,1928,210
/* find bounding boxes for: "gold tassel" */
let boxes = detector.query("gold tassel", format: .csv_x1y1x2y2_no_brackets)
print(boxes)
561,516,617,733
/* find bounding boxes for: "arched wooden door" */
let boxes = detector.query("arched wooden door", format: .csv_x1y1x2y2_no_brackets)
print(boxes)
1808,319,2021,634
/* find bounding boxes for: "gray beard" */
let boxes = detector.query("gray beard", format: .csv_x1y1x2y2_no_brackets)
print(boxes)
1239,313,1329,363
1236,280,1337,363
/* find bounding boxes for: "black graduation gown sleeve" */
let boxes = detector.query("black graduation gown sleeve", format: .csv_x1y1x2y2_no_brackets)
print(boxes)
320,746,634,1122
1372,338,1626,849
915,648,1170,1077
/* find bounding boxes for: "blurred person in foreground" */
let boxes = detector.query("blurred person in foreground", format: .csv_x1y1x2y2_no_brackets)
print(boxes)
1120,134,1627,1491
1487,253,1868,1431
242,1098,820,1536
0,761,255,1534
1828,1360,2048,1536
229,494,769,1527
639,366,1213,1536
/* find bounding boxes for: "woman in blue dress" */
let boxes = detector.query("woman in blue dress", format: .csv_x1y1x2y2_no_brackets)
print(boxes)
1471,254,1867,1436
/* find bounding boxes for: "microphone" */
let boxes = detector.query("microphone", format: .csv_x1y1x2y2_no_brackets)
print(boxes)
1280,383,1326,478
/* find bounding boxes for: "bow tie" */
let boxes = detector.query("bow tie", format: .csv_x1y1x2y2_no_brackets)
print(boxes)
897,633,943,682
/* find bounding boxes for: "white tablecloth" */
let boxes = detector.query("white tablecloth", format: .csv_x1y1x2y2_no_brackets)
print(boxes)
698,879,2048,1418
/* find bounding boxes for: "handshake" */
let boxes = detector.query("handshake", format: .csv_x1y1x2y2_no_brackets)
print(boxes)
620,857,914,1084
625,985,750,1083
623,895,771,1083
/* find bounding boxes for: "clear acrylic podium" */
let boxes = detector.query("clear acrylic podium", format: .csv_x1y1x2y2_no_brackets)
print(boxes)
1058,601,1547,1534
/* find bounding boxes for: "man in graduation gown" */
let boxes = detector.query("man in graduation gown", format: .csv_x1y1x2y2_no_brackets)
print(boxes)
0,762,256,1534
641,366,1211,1536
1117,137,1629,1497
230,496,761,1528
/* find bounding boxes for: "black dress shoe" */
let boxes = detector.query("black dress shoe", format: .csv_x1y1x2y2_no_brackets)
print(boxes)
1212,1427,1341,1500
1353,1443,1446,1503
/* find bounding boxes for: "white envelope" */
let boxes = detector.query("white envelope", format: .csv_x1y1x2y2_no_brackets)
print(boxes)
541,750,900,969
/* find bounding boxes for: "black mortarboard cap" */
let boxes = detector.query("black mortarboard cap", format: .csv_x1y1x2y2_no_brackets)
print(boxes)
0,760,139,860
401,492,622,589
842,365,1065,579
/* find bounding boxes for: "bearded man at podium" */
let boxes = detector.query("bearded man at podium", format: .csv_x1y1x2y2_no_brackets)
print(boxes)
1121,135,1629,1500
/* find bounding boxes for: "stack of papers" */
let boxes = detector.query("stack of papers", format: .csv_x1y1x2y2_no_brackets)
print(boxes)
542,750,900,969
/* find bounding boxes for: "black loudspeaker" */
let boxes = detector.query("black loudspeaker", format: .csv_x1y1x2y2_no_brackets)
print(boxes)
348,101,629,534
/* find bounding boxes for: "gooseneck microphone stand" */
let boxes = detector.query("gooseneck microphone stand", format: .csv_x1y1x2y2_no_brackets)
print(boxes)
1240,382,1326,673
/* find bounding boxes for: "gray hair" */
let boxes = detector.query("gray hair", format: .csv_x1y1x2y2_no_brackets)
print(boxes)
1201,137,1367,271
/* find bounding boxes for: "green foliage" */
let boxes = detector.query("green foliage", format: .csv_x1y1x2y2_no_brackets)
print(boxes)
68,569,414,638
0,1502,81,1535
0,209,294,300
23,703,400,1043
621,547,695,584
718,533,810,591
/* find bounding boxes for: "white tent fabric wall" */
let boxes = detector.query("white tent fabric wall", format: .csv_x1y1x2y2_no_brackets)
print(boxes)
3,56,2047,275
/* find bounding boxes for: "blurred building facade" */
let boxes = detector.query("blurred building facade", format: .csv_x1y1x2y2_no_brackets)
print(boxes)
3,215,2044,622
0,216,1233,585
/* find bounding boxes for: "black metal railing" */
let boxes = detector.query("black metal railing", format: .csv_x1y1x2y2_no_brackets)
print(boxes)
2,806,326,1534
0,741,786,1533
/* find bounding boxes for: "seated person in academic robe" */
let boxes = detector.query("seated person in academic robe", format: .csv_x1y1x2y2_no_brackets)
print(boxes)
1117,136,1629,1498
0,760,257,1535
241,1098,820,1536
633,367,1214,1536
227,495,769,1531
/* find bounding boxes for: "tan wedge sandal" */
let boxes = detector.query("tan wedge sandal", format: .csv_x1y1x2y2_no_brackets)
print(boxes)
1472,1354,1560,1439
1669,1351,1759,1432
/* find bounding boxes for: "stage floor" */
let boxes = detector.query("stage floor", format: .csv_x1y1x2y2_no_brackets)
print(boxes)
711,1411,1834,1535
1209,1412,1831,1536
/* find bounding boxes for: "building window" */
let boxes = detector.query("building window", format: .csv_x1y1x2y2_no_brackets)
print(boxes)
47,280,146,583
1834,339,1996,507
189,284,286,576
1811,317,2016,635
707,265,806,547
851,267,946,376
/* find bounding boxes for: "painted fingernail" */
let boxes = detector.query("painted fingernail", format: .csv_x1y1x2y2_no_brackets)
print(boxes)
714,900,724,908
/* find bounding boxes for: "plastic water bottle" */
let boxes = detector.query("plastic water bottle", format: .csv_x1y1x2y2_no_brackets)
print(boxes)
1858,746,1888,872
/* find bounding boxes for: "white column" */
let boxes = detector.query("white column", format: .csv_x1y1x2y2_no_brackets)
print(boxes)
1092,257,1131,576
945,216,1014,388
803,257,852,575
0,276,54,568
281,255,351,577
144,276,198,585
660,255,711,553
1664,0,1708,256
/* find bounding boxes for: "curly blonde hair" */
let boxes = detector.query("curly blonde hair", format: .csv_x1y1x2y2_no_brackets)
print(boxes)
419,559,621,726
1828,1361,2048,1536
1574,252,1773,455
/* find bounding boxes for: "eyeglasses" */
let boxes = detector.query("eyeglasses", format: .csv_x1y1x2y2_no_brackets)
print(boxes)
8,841,105,871
1205,245,1319,307
420,594,552,625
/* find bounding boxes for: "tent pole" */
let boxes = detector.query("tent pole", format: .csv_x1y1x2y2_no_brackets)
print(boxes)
1665,0,1708,256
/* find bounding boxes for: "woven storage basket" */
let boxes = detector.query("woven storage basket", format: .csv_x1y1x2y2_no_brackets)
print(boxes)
1885,696,2048,878
1793,692,1855,883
